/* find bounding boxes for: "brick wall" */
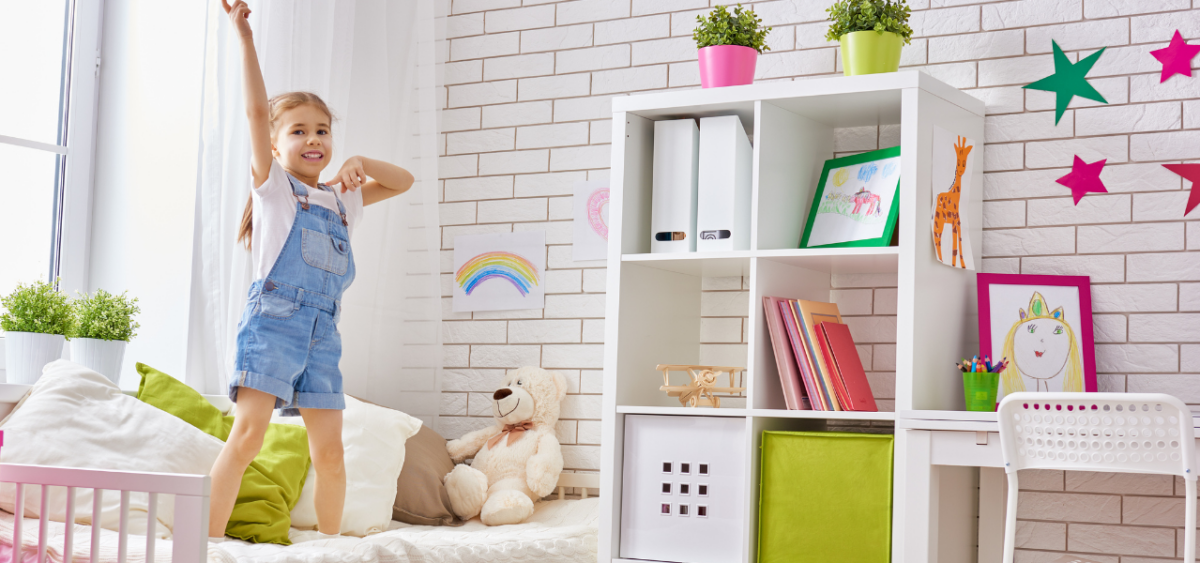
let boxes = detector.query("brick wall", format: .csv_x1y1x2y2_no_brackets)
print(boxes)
437,0,1200,559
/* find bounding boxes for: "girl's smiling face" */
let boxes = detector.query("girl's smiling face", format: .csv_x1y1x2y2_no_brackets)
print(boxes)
272,103,332,181
1013,317,1071,380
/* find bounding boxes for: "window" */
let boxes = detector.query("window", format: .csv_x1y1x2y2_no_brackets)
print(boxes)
0,0,103,299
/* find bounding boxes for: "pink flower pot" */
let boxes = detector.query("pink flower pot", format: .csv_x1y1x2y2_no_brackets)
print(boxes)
697,45,758,88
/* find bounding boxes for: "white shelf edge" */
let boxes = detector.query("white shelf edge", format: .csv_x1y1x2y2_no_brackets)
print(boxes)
621,250,753,262
899,410,998,423
616,405,748,417
621,247,899,262
749,408,896,422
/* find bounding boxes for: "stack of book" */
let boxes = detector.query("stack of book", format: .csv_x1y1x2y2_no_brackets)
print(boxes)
762,297,877,412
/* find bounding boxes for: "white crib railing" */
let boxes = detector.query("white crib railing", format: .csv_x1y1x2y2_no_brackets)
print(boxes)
0,464,209,563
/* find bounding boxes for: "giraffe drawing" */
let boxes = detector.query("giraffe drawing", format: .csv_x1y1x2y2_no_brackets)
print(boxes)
852,188,882,216
933,136,972,268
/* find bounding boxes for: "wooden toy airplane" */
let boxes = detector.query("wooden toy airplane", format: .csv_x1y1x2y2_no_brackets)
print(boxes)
657,364,746,408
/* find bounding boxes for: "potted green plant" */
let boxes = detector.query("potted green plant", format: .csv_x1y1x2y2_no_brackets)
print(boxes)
1,280,72,384
693,4,771,88
825,0,913,76
69,289,140,384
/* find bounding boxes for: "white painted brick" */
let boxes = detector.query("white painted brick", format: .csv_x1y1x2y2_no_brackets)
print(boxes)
1076,102,1181,138
448,80,517,108
583,269,606,292
983,200,1026,228
469,344,540,367
874,288,898,315
544,344,604,368
983,143,1023,172
438,416,495,439
1078,223,1185,253
592,65,667,95
1089,45,1160,78
969,86,1025,115
1131,131,1200,162
1130,11,1200,43
1069,524,1174,557
445,175,514,201
442,392,468,416
595,14,669,45
1025,195,1131,227
752,0,828,26
446,128,515,154
557,45,631,74
561,394,602,419
555,95,616,122
1016,491,1120,523
447,13,485,38
514,171,587,197
1132,73,1200,103
478,149,549,175
670,8,710,37
795,22,839,50
1093,314,1127,343
982,227,1076,257
1013,520,1064,549
439,201,476,225
509,319,581,343
466,392,496,417
545,293,606,318
1097,344,1179,373
978,54,1060,87
452,0,519,15
699,343,748,367
982,258,1020,274
556,0,629,26
578,420,601,443
544,268,582,293
1186,346,1200,372
1182,283,1200,312
1183,100,1200,129
757,49,837,78
1130,313,1199,342
879,124,901,148
1133,192,1200,222
1128,252,1200,282
442,224,512,249
521,24,595,53
834,126,877,152
556,420,578,444
451,32,520,61
442,107,481,132
579,370,603,394
830,289,873,315
516,122,590,150
482,101,553,128
562,445,601,470
1025,136,1128,169
472,306,543,320
591,119,613,144
550,144,612,171
911,6,979,36
1026,19,1128,55
445,60,483,85
701,290,750,316
519,74,592,101
485,5,555,33
588,169,610,182
700,317,743,343
872,345,896,371
484,53,555,81
915,62,977,89
1093,284,1178,313
630,37,696,66
439,154,478,178
1191,222,1200,250
831,273,897,288
982,0,1081,30
765,25,795,53
985,111,1073,142
843,316,898,343
514,219,572,244
442,369,506,392
548,197,573,221
477,197,547,223
443,344,470,367
928,30,1024,63
582,319,604,343
1026,76,1127,111
702,277,742,291
632,0,706,16
1020,469,1066,491
1087,0,1189,18
443,320,507,343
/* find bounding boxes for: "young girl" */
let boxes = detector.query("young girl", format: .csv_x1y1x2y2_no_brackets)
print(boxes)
210,0,414,538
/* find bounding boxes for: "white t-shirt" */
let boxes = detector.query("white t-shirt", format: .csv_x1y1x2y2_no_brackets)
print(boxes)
250,160,364,280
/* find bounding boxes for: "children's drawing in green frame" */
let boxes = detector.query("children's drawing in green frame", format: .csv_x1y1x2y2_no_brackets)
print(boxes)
798,146,901,249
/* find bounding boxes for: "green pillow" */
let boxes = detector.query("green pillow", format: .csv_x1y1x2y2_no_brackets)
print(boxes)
135,363,310,545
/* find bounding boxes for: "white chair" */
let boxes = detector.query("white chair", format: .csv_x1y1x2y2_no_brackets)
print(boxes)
997,392,1196,563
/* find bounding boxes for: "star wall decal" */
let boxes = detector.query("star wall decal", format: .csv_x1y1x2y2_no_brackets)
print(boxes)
1161,164,1200,216
1150,30,1200,82
1024,41,1107,125
1056,156,1108,205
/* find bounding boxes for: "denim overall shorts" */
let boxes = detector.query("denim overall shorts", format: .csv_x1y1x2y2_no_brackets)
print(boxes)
231,173,356,416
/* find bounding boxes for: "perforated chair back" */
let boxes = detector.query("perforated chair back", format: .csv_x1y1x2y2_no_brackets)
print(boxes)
997,392,1196,563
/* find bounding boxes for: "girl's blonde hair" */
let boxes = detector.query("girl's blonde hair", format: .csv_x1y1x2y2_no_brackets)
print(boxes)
237,91,335,249
1000,293,1084,395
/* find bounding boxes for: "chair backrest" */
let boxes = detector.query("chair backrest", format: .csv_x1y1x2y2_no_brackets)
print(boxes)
997,392,1196,478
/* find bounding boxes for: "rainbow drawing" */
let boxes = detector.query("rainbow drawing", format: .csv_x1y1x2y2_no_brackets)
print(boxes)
587,188,610,240
455,251,541,296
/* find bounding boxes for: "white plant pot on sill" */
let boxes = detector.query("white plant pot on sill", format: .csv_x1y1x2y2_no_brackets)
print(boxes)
70,338,127,384
4,332,66,384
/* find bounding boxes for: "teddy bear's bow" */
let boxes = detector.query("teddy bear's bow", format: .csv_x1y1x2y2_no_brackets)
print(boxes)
486,420,535,449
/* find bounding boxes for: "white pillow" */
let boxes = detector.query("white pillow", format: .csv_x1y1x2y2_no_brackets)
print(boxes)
0,360,223,537
272,395,422,536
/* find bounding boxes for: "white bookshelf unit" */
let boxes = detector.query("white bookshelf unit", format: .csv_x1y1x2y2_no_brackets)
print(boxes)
598,71,986,563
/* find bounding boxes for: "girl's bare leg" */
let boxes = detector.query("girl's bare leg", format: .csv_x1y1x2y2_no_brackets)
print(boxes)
208,387,277,538
300,408,345,534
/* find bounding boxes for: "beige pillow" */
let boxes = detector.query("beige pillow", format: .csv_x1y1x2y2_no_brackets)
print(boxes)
393,425,463,526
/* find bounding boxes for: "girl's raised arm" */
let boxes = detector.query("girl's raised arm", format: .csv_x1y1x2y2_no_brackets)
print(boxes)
223,0,273,189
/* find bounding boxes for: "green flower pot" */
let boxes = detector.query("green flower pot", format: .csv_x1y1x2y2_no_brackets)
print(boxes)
839,30,903,76
962,371,999,412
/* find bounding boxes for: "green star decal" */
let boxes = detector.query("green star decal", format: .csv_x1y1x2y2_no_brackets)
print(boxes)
1023,41,1108,125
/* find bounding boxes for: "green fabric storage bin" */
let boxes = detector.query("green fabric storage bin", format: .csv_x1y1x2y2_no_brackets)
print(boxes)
758,431,894,563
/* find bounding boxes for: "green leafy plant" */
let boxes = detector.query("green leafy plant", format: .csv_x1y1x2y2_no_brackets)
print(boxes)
0,280,74,336
70,289,141,342
825,0,913,44
693,4,772,54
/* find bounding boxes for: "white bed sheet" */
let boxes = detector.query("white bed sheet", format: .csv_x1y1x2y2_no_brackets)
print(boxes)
0,499,598,563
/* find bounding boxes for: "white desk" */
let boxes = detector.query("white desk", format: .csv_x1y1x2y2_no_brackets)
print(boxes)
894,411,1200,563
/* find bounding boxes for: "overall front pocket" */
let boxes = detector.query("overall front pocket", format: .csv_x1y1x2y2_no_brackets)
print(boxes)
259,292,298,319
301,228,349,275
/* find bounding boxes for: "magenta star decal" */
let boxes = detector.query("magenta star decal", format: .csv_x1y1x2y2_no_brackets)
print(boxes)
1161,164,1200,216
1151,30,1200,82
1056,156,1108,205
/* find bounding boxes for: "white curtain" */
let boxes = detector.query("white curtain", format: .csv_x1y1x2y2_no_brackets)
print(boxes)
186,0,445,425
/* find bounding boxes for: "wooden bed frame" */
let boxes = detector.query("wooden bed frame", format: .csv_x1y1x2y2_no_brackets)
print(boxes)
0,386,600,563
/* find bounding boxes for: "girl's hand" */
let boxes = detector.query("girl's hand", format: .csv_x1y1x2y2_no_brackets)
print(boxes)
222,0,253,39
327,156,368,193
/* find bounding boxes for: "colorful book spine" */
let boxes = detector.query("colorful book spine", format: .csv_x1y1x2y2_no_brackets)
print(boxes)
762,297,808,410
792,300,842,411
780,300,830,411
815,324,853,410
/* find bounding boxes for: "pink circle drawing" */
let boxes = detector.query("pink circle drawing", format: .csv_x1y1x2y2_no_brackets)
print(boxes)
587,188,610,240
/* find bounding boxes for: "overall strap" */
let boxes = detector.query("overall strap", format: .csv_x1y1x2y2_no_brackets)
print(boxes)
320,183,350,227
286,173,312,210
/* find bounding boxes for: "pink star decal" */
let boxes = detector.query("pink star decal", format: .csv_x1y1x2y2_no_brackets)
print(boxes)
1151,30,1200,83
1056,156,1108,205
1161,164,1200,216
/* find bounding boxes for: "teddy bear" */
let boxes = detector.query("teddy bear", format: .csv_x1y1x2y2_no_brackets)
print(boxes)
444,366,567,525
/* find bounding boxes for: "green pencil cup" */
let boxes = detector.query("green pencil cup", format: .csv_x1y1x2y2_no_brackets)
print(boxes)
962,371,999,412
